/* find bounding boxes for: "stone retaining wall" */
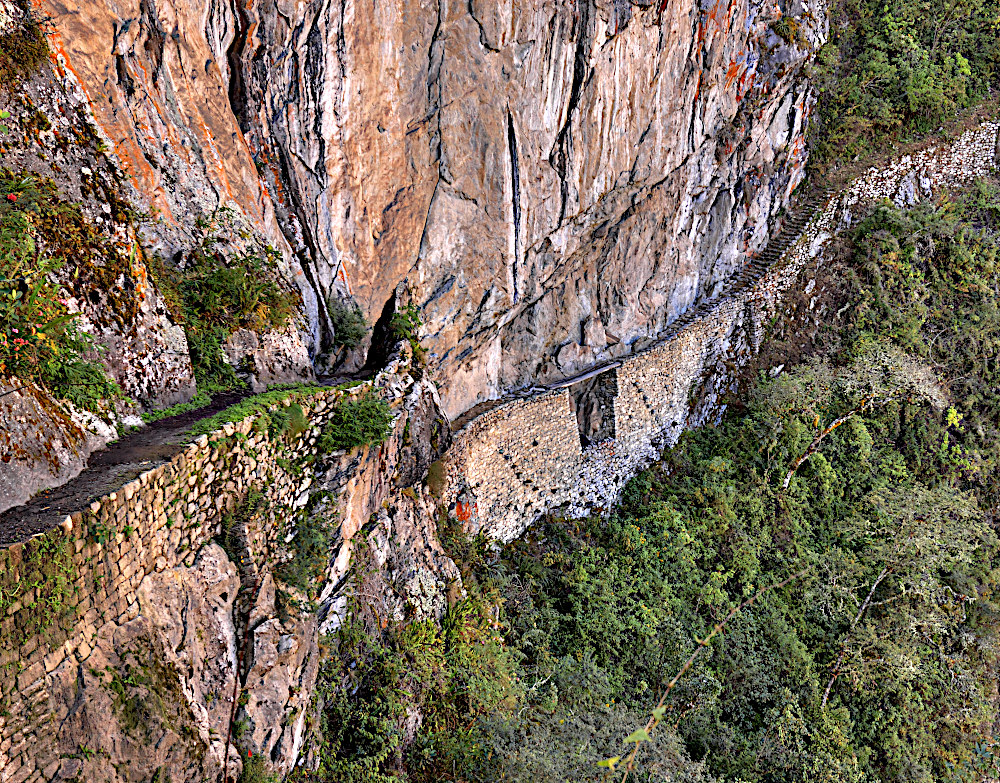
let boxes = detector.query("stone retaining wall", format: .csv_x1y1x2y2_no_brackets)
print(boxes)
0,349,419,783
445,121,1000,542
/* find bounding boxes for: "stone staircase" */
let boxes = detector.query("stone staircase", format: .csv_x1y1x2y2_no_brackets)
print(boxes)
647,186,837,337
737,187,836,282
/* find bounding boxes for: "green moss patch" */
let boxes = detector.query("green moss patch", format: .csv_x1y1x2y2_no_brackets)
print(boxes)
0,2,48,92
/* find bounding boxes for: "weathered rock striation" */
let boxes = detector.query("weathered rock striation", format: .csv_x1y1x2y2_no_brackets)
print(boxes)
29,0,826,418
1,0,826,511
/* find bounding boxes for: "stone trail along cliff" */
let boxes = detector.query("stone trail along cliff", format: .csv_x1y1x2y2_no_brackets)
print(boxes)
441,121,1000,542
0,342,461,783
1,117,994,783
0,0,826,518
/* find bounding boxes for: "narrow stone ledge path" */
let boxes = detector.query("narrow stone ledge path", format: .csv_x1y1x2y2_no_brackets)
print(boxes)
450,185,834,431
0,392,245,547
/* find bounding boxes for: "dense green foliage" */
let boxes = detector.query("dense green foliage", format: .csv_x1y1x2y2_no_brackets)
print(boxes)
150,209,299,393
329,296,369,349
811,0,1000,167
317,392,394,452
0,171,119,410
308,184,1000,782
295,593,536,783
239,752,279,783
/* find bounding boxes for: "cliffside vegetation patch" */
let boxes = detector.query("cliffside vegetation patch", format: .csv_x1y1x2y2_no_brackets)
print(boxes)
0,170,120,411
305,181,1000,781
149,208,300,393
0,0,48,92
185,383,325,438
328,295,369,349
317,392,393,452
811,0,1000,168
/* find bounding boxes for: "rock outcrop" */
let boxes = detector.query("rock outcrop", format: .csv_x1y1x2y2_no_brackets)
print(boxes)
31,0,826,418
0,342,463,783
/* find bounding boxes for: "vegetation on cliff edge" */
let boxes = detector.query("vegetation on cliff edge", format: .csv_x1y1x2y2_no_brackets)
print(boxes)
810,0,1000,169
300,180,1000,782
148,207,300,394
0,0,49,92
0,170,120,411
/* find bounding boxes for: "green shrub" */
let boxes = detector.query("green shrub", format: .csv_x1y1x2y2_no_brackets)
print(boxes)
317,392,393,452
769,15,801,45
328,296,368,348
275,510,334,596
389,302,427,363
268,402,309,442
149,210,300,393
239,752,278,783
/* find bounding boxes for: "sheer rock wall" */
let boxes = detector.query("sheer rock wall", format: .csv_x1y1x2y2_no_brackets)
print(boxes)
34,0,827,417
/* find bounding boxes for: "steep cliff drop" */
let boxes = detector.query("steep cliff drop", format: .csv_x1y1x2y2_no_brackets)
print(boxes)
39,0,825,415
0,0,834,780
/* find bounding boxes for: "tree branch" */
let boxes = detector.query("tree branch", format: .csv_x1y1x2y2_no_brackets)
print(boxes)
782,395,877,490
821,562,892,708
612,569,810,781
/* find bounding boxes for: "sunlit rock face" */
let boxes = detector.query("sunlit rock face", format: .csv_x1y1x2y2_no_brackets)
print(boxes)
238,0,826,416
39,0,825,418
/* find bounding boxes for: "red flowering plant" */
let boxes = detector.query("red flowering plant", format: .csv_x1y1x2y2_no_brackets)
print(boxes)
1,171,119,411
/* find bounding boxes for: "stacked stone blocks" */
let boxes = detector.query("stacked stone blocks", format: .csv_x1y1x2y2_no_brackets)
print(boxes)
0,363,408,783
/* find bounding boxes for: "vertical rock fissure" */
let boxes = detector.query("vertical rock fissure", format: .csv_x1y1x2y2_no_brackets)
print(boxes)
271,141,336,353
507,110,522,304
550,0,591,225
226,0,251,130
413,0,445,273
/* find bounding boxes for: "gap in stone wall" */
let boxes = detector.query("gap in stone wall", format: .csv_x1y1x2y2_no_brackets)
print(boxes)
570,370,618,447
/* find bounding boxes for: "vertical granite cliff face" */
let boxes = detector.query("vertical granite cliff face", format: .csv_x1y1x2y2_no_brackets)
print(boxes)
240,0,827,415
32,0,826,418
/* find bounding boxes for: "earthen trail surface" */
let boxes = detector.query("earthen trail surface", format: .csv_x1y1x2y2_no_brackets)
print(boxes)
0,393,245,547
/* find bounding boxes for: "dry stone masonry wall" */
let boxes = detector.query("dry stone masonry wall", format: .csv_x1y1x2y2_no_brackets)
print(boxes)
0,347,433,783
444,122,1000,542
0,116,996,782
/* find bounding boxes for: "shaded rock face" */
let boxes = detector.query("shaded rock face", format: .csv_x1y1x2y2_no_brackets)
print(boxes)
0,380,113,513
36,0,825,419
240,0,827,415
42,543,321,783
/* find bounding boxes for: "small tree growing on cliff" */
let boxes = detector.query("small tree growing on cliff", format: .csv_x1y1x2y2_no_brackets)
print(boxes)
317,392,393,452
329,295,369,349
751,344,946,488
